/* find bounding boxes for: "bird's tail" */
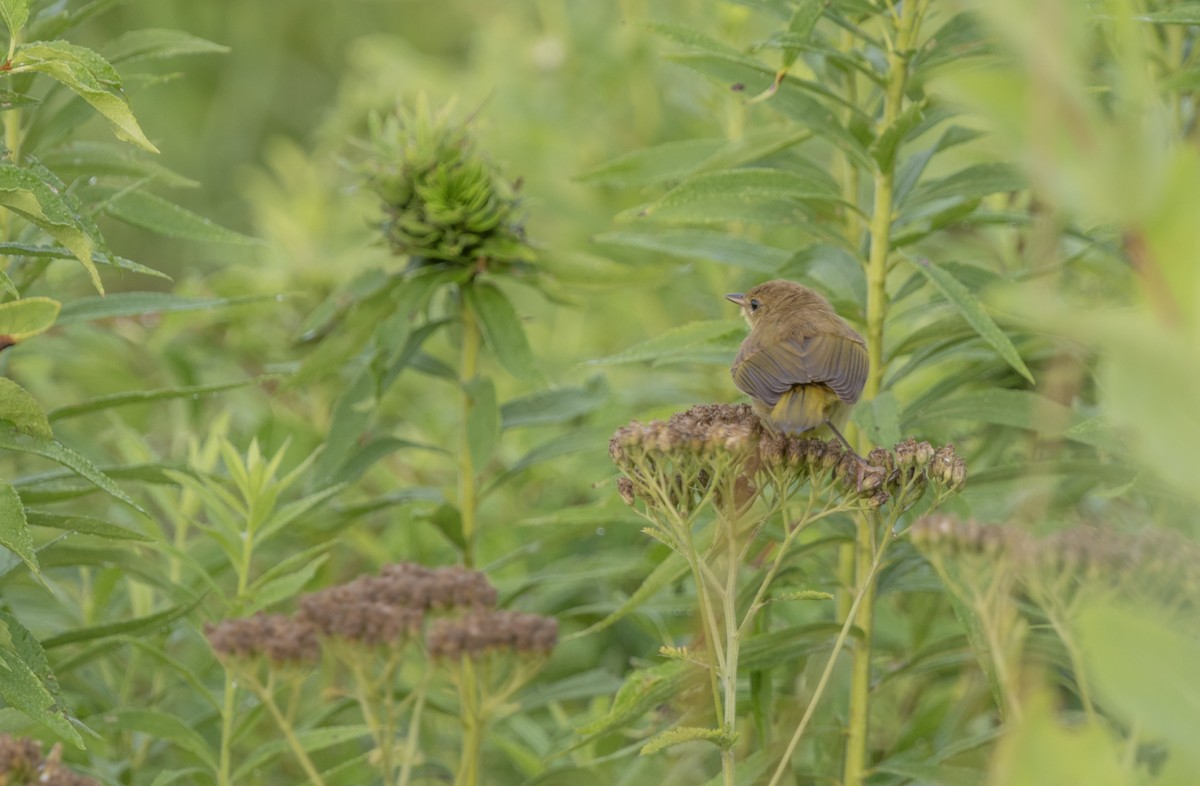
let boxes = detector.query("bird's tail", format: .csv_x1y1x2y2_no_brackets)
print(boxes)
769,384,843,434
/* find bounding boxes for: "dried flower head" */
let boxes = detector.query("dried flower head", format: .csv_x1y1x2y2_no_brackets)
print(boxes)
427,610,558,660
362,99,533,271
204,614,320,664
0,736,99,786
910,514,1028,559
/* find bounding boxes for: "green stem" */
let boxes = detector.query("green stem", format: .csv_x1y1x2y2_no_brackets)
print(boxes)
459,290,481,567
217,670,237,786
455,659,484,786
845,5,922,786
720,504,740,786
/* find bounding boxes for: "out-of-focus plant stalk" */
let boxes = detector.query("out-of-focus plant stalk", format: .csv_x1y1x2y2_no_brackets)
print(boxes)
846,5,925,786
459,294,481,567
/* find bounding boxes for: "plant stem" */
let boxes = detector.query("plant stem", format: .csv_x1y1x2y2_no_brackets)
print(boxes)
845,5,922,786
217,671,237,786
766,524,899,786
459,289,481,567
720,505,740,786
455,658,484,786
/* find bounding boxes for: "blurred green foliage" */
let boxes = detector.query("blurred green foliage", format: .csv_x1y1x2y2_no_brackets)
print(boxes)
0,0,1194,785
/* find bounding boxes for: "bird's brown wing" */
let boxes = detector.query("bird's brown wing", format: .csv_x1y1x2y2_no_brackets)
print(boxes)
732,332,868,407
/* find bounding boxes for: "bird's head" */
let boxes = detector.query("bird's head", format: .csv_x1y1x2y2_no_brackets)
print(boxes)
725,280,828,328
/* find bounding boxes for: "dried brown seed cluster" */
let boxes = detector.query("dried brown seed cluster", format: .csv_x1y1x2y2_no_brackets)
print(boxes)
612,404,968,513
295,563,497,646
910,514,1028,558
0,736,99,786
205,614,321,664
427,610,559,660
911,515,1200,600
609,404,763,465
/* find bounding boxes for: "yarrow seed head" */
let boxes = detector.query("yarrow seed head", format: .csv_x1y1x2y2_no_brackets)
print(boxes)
0,737,99,786
427,610,559,660
204,614,321,664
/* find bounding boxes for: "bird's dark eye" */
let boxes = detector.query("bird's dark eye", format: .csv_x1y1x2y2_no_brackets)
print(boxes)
749,299,761,312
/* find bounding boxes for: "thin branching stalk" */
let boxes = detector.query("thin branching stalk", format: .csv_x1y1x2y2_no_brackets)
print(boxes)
217,671,238,786
397,669,432,786
455,658,484,786
767,520,901,786
249,671,328,786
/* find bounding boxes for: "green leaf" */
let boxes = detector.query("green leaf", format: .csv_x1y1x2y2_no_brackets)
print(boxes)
330,436,444,486
242,554,327,614
0,609,82,747
565,551,688,641
105,28,229,62
501,375,608,429
780,0,823,69
48,377,263,421
906,162,1025,209
906,389,1119,451
0,163,102,291
0,295,58,343
91,709,215,768
0,378,51,439
593,229,789,272
769,590,834,602
912,259,1034,383
465,281,542,381
41,141,198,188
10,41,157,153
740,622,851,671
0,428,145,515
0,0,28,38
57,292,278,324
1138,4,1200,24
24,510,150,541
642,167,845,224
87,187,254,243
421,503,465,552
578,138,727,187
640,726,727,756
42,596,201,649
589,319,743,366
578,127,812,188
1077,604,1200,767
0,483,37,577
870,102,925,171
465,376,499,468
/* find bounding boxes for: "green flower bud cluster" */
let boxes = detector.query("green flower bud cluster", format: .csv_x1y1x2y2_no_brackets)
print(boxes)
362,102,533,271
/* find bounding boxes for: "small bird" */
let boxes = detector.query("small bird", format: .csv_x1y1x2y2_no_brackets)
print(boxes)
726,280,868,455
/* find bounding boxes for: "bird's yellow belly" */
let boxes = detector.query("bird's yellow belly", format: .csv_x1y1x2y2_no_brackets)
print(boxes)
755,384,847,435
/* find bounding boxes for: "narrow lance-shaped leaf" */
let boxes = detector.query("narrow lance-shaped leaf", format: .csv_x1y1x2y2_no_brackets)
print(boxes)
0,428,146,515
105,28,230,62
9,40,158,152
912,259,1035,384
0,607,83,747
464,282,542,382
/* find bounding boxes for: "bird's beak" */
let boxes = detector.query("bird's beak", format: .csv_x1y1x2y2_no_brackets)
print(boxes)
725,293,746,306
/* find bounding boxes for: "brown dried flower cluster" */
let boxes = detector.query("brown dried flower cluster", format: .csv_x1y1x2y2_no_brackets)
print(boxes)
206,563,559,665
296,564,496,646
911,514,1200,599
427,610,559,660
204,613,321,664
0,736,98,786
611,404,966,511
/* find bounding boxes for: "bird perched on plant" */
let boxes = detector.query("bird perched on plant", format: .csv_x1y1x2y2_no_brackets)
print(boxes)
726,280,868,454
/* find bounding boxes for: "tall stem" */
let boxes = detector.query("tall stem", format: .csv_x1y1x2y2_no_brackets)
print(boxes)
845,5,922,786
458,289,481,567
217,671,237,786
455,659,484,786
720,507,740,786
